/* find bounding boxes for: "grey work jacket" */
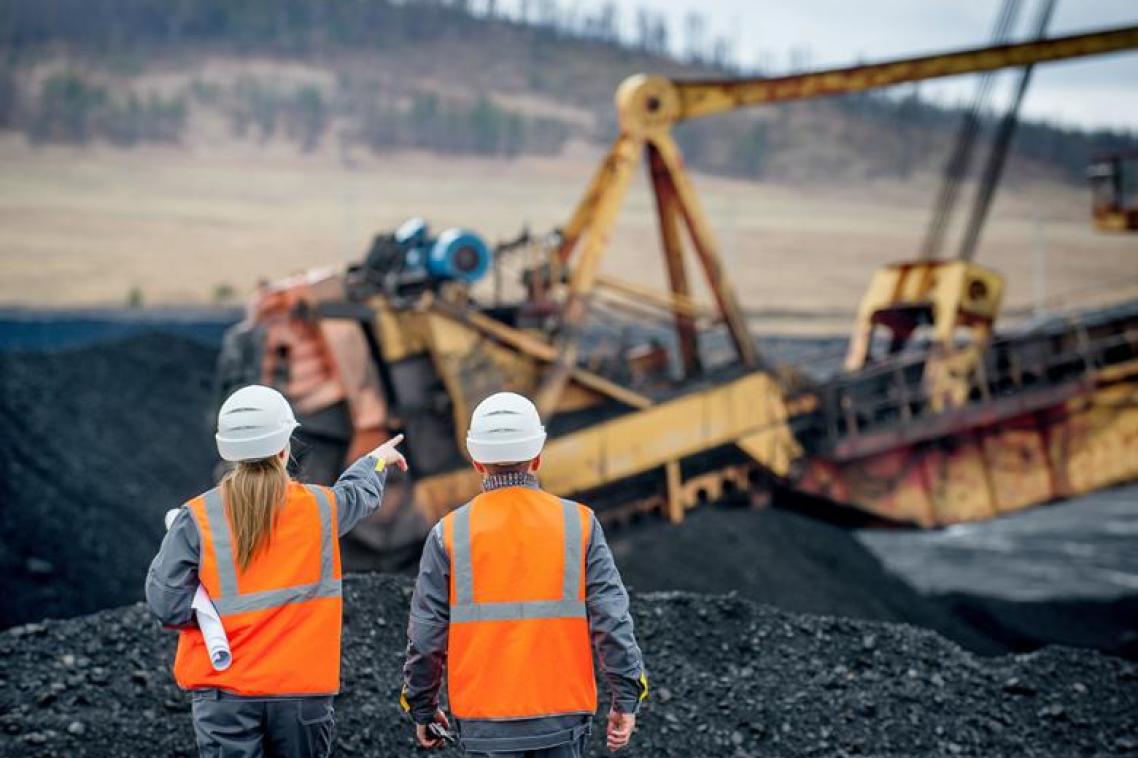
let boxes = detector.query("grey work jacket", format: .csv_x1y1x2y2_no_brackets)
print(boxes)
402,474,646,752
145,455,388,631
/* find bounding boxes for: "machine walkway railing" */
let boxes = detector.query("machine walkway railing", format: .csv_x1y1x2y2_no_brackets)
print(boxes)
814,309,1138,450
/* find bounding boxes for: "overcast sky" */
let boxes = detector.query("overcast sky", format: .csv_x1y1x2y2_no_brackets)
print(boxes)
496,1,1138,131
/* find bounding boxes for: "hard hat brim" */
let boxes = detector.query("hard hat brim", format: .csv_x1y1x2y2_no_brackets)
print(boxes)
216,422,299,462
466,430,546,464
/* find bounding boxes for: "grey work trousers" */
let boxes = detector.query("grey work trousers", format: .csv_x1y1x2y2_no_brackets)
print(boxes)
463,730,590,758
464,734,588,758
190,690,335,758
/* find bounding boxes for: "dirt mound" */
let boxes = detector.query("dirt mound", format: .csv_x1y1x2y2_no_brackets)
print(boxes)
0,333,218,628
608,505,1004,655
1,574,1135,757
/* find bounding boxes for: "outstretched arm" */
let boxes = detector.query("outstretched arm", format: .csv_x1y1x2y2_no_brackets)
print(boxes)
402,523,451,726
333,434,407,536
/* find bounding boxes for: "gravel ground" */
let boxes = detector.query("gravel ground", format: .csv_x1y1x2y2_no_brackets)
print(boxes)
1,574,1136,758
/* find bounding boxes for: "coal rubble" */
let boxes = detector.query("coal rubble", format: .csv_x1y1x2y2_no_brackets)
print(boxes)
0,334,219,627
1,575,1136,758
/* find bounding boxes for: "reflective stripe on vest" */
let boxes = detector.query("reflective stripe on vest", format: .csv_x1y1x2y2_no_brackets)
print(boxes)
200,484,341,615
449,497,586,623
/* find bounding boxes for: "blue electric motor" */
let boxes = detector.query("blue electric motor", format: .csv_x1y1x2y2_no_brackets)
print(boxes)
393,218,492,285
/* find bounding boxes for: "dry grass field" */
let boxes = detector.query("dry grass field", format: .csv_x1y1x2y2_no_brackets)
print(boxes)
1,135,1135,332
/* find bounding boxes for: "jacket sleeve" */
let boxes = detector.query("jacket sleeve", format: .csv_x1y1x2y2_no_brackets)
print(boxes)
332,454,389,537
145,507,200,630
402,523,450,724
585,514,647,714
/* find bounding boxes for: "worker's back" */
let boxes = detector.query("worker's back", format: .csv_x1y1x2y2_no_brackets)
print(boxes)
402,391,644,755
173,481,343,697
442,486,597,720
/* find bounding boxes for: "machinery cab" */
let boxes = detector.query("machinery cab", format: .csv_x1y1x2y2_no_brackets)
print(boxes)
1088,153,1138,232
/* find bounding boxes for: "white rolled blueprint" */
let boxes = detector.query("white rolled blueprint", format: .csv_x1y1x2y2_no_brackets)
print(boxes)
192,585,232,670
165,508,232,671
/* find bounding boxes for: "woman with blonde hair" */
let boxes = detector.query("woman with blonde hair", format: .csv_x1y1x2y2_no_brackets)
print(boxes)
146,384,407,757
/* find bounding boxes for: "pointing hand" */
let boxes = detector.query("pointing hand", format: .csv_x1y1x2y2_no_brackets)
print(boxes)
370,433,408,472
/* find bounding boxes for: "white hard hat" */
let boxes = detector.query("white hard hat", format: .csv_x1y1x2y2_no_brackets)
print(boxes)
215,385,299,462
466,392,546,464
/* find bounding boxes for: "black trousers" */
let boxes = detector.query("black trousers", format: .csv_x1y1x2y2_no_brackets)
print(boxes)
190,691,335,758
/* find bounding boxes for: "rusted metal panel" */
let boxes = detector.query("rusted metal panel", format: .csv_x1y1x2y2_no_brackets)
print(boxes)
796,371,1138,527
1055,381,1138,496
798,449,934,525
978,422,1054,514
923,435,998,524
430,300,652,410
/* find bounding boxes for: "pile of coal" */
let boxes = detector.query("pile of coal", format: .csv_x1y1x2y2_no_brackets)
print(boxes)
0,334,218,627
608,504,1003,655
2,574,1135,757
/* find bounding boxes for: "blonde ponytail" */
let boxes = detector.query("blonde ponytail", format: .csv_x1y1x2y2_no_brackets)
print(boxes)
221,454,289,572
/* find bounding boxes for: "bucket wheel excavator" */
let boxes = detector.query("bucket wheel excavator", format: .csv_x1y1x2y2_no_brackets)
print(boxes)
217,22,1138,567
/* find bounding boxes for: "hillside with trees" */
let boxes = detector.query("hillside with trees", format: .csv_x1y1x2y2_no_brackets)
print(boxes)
0,0,1135,184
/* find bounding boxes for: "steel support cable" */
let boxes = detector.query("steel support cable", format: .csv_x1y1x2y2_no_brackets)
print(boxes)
920,0,1022,260
959,0,1058,261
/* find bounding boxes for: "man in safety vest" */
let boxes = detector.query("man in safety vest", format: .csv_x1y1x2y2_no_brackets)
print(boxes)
402,392,647,756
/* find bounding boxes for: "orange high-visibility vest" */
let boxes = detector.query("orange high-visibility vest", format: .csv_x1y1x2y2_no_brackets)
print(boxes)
443,487,597,720
173,482,343,696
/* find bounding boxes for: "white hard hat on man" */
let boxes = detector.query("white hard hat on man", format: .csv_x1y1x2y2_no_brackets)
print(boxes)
465,391,546,464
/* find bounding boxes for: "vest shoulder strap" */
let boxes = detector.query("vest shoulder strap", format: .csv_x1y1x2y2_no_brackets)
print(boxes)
191,483,341,615
448,494,586,622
